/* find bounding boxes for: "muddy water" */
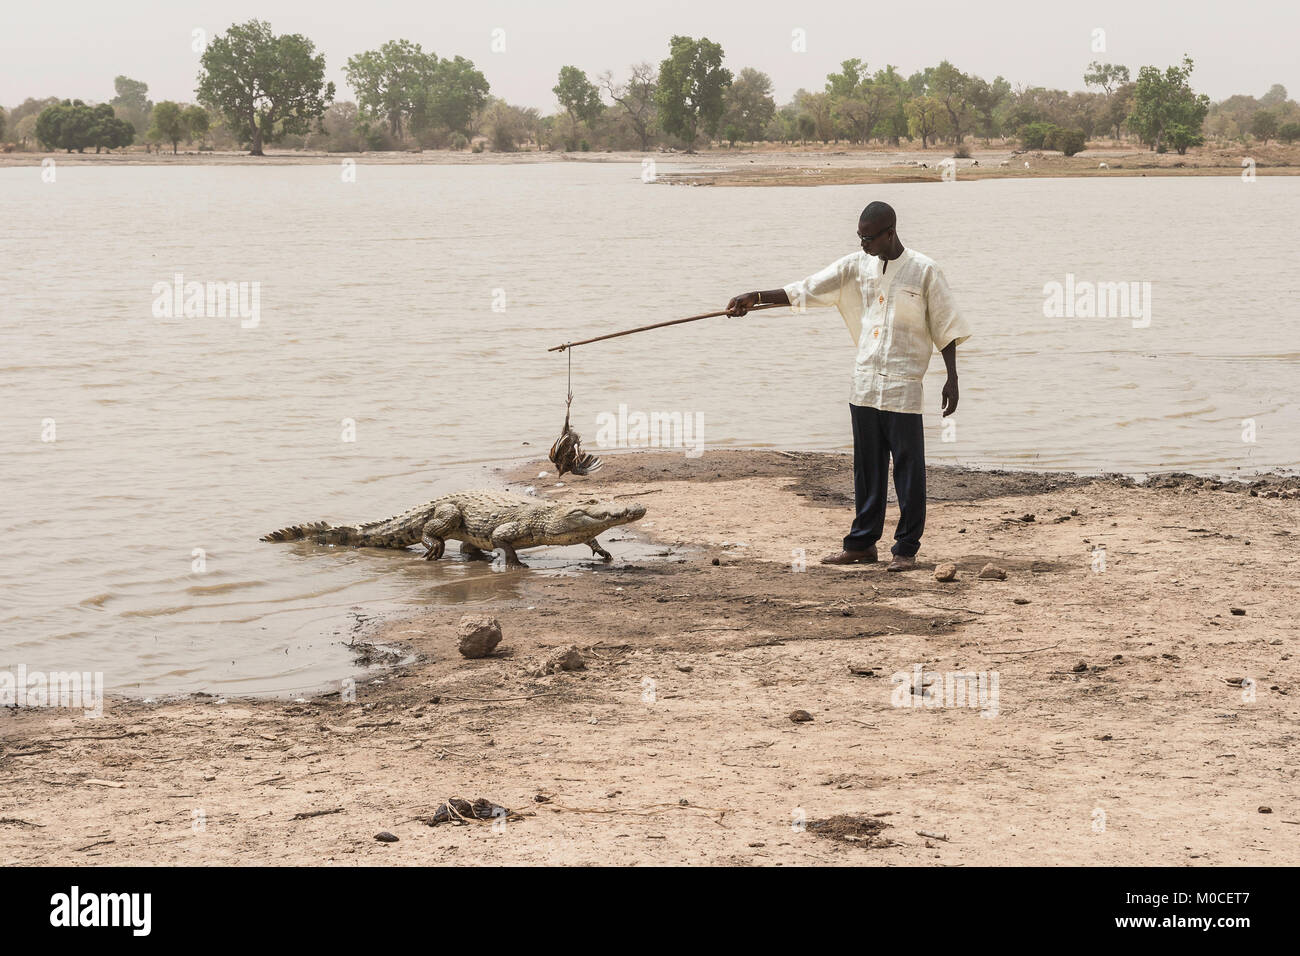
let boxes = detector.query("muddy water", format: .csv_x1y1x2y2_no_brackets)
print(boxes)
2,163,1296,695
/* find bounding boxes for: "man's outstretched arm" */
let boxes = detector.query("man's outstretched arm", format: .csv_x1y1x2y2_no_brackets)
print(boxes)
726,289,790,316
940,340,959,417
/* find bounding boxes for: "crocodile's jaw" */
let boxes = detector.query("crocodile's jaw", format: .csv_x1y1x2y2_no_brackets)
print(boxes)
546,502,646,543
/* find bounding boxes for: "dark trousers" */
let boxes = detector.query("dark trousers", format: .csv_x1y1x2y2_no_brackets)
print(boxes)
844,404,926,557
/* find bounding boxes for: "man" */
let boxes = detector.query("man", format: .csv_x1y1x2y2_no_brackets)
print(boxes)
726,201,970,571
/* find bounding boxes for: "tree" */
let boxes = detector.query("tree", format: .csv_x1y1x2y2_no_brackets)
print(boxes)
1259,84,1288,107
413,55,490,139
87,103,134,152
929,60,971,143
967,75,1010,142
183,105,210,145
482,99,534,151
795,90,834,142
34,100,132,152
905,95,949,148
1083,62,1131,96
599,63,657,151
721,67,775,143
1251,109,1278,143
796,113,816,145
196,19,335,156
1164,122,1204,154
1279,121,1300,144
553,66,603,127
110,75,153,134
35,101,94,151
873,66,911,144
655,35,732,151
0,107,5,142
345,40,437,139
1127,55,1209,153
825,59,889,143
149,101,187,153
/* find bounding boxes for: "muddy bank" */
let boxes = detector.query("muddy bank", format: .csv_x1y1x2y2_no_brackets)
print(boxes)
1,450,1296,865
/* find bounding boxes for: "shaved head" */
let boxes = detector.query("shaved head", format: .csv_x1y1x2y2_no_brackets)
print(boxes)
860,201,897,230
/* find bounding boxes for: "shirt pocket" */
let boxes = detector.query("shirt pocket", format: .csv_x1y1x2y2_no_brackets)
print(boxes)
895,285,925,324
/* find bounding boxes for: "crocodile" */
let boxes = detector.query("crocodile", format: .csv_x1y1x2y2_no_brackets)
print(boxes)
261,489,646,569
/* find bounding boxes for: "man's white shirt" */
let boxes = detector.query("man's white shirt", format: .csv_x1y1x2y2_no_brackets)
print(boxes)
783,248,971,414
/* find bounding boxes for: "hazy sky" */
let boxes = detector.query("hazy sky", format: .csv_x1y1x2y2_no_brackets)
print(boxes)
3,0,1294,111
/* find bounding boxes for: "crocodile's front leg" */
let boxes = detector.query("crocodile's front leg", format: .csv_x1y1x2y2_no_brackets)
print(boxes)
490,521,529,569
587,538,613,561
420,504,461,561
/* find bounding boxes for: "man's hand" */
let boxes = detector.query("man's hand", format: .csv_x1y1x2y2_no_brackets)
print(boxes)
726,291,761,317
941,375,959,417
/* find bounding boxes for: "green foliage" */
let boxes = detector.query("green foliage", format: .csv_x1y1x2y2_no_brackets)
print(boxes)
183,105,210,142
655,35,732,151
1127,56,1210,153
929,60,972,142
34,100,134,152
1045,127,1086,155
415,56,490,138
149,101,186,153
1164,122,1203,154
553,66,603,126
1278,122,1300,144
1251,109,1278,142
905,95,950,147
1018,121,1057,149
196,19,335,156
0,107,6,141
345,40,438,138
1083,62,1131,95
110,76,153,134
722,67,775,142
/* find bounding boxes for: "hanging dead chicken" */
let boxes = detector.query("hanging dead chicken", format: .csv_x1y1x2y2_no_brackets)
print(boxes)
549,391,602,477
546,303,782,478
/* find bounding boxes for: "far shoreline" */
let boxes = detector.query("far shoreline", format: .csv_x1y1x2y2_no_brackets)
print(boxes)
3,143,1296,186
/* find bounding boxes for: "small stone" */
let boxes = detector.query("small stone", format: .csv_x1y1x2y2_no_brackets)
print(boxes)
1020,514,1035,522
676,665,694,673
456,614,503,658
549,645,585,671
712,557,720,565
1230,608,1246,616
1258,806,1273,814
1013,597,1030,605
788,709,814,723
934,562,958,582
978,563,1007,580
374,831,399,842
1072,661,1088,673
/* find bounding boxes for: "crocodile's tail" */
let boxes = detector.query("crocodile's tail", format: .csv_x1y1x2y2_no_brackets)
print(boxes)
261,521,354,544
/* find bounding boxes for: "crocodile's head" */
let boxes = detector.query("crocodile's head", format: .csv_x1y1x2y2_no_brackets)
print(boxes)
552,499,647,538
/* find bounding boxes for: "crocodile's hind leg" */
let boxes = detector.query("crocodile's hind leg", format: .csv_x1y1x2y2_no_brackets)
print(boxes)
586,538,613,561
459,542,492,561
420,504,462,561
489,521,529,569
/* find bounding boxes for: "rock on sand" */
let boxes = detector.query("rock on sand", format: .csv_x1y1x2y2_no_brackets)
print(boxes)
457,614,503,658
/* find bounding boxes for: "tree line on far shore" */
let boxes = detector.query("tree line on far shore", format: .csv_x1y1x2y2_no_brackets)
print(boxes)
3,19,1299,157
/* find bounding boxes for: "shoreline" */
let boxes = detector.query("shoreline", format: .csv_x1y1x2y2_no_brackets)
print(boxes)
3,144,1297,186
2,449,1297,865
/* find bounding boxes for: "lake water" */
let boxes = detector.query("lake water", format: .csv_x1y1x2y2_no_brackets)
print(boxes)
2,162,1296,696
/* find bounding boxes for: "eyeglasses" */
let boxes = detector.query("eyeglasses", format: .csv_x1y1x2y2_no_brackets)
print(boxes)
858,229,891,244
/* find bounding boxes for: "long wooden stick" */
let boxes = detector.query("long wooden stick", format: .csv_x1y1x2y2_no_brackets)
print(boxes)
548,302,784,352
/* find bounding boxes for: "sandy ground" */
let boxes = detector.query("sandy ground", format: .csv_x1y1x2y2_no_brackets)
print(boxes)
2,449,1297,866
3,143,1297,184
